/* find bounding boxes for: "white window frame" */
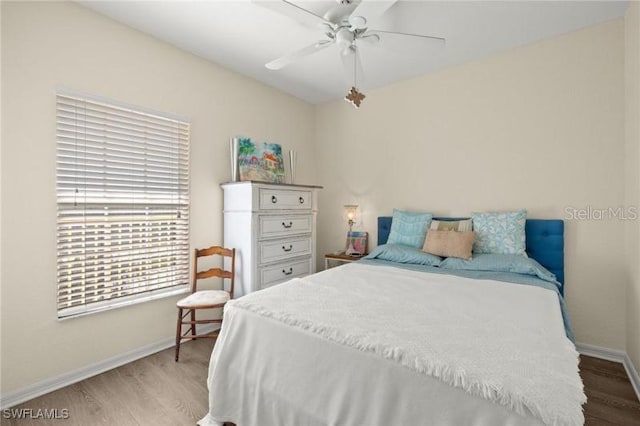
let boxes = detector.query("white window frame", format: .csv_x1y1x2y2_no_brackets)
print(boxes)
56,90,191,319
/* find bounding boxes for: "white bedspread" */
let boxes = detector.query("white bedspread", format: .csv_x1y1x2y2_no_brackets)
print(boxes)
200,263,585,426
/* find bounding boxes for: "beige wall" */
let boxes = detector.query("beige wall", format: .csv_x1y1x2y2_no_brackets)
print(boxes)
0,2,316,393
315,19,627,350
1,0,637,397
625,1,640,371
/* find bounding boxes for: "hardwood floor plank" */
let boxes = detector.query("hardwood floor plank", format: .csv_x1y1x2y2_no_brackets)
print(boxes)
114,362,185,424
581,366,640,403
584,388,640,425
75,379,139,425
116,351,205,424
91,368,171,425
580,356,629,380
4,343,639,426
137,356,208,420
585,413,626,426
4,385,75,426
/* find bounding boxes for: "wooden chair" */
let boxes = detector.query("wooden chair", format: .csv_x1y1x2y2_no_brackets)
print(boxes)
175,246,235,362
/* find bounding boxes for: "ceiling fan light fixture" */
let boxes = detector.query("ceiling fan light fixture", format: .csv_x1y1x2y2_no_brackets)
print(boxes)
340,45,354,56
335,28,354,51
348,15,367,29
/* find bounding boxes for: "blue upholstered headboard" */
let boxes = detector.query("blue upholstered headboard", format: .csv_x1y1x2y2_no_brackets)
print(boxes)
377,217,565,294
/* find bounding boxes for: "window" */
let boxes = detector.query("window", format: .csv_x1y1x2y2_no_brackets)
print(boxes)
56,92,190,318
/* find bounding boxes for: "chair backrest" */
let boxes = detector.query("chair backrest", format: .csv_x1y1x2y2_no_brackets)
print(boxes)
192,246,236,298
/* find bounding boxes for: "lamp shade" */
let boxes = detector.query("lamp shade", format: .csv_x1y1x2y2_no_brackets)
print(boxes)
344,205,358,230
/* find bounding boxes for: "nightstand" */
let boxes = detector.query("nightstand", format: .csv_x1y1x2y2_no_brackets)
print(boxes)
324,252,365,270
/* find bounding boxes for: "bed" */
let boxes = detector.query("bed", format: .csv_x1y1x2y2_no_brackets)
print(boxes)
198,217,585,426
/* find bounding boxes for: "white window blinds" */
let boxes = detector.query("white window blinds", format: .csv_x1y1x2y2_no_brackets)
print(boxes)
56,92,190,318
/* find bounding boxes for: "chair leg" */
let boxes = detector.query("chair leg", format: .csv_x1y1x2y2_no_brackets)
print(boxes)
175,307,183,362
190,310,197,340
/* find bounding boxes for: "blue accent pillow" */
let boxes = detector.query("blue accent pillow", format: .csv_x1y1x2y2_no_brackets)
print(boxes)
471,210,527,255
440,253,556,283
365,244,442,266
387,209,433,248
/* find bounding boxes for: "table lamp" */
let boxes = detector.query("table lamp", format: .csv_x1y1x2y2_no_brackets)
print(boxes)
344,205,358,255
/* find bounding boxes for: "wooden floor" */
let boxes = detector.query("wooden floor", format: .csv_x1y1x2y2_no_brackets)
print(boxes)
4,340,640,425
4,339,216,426
580,356,640,425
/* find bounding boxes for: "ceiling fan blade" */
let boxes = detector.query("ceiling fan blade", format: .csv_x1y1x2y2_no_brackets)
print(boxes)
324,3,358,25
370,30,445,44
253,0,333,28
340,46,365,87
349,0,398,28
266,40,334,70
367,30,445,54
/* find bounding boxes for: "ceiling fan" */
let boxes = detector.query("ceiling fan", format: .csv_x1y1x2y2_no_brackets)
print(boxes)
254,0,445,107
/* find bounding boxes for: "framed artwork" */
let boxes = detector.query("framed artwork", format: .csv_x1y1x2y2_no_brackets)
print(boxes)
345,231,368,256
237,137,285,183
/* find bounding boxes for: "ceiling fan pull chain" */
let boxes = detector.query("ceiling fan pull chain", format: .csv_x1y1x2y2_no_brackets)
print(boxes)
353,40,357,88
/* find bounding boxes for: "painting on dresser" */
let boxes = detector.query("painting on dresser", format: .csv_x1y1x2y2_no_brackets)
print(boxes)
237,137,285,183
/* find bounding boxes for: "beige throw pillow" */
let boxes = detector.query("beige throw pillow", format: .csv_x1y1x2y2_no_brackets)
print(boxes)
423,230,476,260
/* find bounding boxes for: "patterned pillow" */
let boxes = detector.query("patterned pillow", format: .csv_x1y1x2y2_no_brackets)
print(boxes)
440,254,556,283
471,210,527,255
387,209,433,248
430,219,473,232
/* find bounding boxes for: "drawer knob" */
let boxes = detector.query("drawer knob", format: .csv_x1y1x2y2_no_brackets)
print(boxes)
282,268,293,276
299,197,305,204
271,195,278,204
282,221,293,229
282,244,293,252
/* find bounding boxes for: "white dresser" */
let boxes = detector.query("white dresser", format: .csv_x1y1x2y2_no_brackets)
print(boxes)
221,181,322,297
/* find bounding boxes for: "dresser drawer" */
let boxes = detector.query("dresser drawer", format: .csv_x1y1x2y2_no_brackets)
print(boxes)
259,188,312,210
259,214,313,239
259,257,312,289
259,236,312,264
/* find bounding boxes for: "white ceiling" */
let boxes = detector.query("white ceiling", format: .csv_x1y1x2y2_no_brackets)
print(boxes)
79,0,628,104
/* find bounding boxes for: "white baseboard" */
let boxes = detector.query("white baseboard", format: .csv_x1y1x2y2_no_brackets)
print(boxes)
624,353,640,401
576,342,627,362
576,342,640,401
0,325,218,409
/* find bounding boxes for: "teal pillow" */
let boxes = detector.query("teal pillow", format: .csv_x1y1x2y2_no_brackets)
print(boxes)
387,209,433,248
471,210,527,255
365,244,442,266
440,254,556,283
